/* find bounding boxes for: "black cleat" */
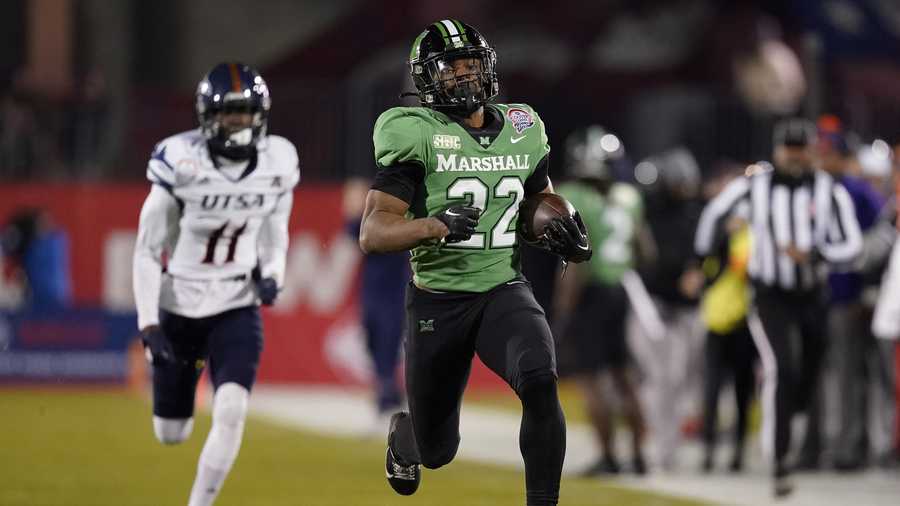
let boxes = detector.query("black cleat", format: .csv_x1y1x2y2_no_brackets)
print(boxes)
833,457,864,472
632,454,648,476
728,454,744,473
773,466,794,499
773,475,794,498
579,456,621,477
386,413,420,496
701,454,714,473
793,452,820,472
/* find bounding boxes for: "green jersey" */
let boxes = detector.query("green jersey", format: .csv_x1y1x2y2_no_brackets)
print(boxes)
373,104,550,292
557,181,643,285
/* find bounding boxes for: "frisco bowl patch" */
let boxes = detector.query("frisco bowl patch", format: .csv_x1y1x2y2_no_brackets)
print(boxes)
507,108,535,134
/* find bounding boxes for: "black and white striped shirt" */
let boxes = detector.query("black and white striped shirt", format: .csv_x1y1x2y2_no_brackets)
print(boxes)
695,163,862,292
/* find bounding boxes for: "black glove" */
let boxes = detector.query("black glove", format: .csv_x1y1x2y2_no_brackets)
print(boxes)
434,205,481,243
141,325,175,366
544,212,592,263
255,276,279,306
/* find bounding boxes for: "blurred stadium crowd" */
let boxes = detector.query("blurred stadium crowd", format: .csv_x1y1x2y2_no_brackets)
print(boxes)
2,0,900,485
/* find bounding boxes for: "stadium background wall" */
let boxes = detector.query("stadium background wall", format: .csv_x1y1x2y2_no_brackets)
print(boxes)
0,184,509,389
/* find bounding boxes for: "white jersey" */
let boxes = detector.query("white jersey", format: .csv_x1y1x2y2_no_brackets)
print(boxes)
133,129,299,329
872,233,900,340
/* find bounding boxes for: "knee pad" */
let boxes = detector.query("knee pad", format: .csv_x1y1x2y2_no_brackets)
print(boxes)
419,436,460,470
153,416,194,444
518,373,557,397
213,382,249,429
199,383,250,471
518,373,560,415
515,348,555,394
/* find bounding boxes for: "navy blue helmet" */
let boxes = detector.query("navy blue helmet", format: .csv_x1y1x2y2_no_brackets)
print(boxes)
195,62,271,160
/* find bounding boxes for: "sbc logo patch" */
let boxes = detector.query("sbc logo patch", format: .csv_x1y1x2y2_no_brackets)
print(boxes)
507,108,535,134
433,134,461,150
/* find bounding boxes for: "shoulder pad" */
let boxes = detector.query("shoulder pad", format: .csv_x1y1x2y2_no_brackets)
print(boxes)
146,132,188,187
374,107,431,167
262,135,300,188
496,102,538,119
499,103,547,149
375,107,437,129
501,102,533,110
146,129,207,188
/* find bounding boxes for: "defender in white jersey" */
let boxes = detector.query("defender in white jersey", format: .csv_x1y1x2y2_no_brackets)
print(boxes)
132,62,299,506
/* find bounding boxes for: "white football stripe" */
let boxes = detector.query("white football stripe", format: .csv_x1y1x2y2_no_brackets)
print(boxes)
441,19,462,45
441,19,459,35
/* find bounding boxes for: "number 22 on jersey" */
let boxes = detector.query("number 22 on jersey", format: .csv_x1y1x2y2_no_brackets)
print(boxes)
445,176,524,249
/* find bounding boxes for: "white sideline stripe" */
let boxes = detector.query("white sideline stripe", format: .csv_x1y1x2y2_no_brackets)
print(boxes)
748,309,778,464
621,269,665,342
249,386,900,506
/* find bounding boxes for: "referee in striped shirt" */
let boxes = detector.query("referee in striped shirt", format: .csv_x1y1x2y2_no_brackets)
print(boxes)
694,118,862,497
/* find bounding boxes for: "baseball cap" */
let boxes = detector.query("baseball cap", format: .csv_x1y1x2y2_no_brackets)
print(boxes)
773,117,816,147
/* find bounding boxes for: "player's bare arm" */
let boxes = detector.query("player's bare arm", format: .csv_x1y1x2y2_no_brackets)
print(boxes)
553,259,585,318
359,189,448,254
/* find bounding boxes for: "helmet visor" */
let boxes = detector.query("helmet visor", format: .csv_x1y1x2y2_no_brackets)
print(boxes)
422,48,495,111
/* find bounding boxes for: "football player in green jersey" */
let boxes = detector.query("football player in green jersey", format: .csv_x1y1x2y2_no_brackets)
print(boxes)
555,126,650,476
359,20,591,506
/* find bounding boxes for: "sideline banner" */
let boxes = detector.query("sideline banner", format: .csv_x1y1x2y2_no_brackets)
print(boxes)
0,184,507,389
0,309,135,381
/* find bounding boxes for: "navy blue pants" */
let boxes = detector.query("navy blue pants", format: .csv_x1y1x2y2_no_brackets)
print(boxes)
362,291,405,412
359,247,409,413
152,305,263,419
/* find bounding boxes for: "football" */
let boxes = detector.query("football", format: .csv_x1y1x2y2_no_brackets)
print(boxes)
516,192,577,244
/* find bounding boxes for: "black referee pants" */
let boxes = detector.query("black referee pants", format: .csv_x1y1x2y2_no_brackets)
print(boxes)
748,287,826,470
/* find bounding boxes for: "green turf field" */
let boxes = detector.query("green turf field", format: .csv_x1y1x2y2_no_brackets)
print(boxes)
0,389,706,506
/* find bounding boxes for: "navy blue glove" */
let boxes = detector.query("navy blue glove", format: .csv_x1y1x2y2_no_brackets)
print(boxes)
256,277,279,306
141,325,175,366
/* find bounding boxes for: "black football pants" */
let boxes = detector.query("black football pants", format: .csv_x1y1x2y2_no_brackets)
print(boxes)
393,278,565,506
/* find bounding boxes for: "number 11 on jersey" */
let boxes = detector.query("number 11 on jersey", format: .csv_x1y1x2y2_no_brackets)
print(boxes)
202,220,247,264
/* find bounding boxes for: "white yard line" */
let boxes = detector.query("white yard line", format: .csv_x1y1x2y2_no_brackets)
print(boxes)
250,385,900,506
